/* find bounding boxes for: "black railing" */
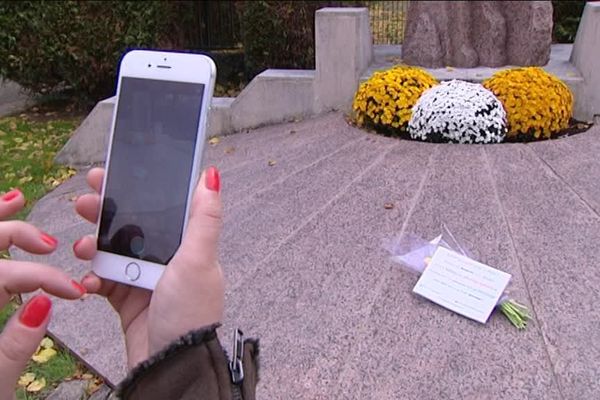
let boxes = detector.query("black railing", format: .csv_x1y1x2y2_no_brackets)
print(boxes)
367,1,409,44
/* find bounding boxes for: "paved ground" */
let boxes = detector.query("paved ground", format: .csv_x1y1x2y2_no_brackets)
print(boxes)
11,113,600,398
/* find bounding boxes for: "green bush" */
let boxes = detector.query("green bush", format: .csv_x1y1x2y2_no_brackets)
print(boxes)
552,0,586,43
0,1,182,104
237,1,361,80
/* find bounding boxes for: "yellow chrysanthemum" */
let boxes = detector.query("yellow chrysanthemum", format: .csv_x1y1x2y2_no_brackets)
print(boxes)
483,67,573,140
352,66,438,133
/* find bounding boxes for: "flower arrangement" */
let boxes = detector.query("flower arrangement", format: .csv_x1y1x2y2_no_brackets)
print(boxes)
352,66,438,133
483,67,573,140
408,80,508,144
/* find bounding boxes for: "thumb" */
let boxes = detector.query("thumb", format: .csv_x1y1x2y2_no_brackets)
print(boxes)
172,166,222,269
0,295,51,396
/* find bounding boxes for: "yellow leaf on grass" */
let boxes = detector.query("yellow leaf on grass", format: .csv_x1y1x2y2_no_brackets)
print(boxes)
18,176,33,184
27,377,46,392
0,130,6,136
32,347,57,363
40,337,54,349
208,137,220,145
18,372,36,387
81,373,94,380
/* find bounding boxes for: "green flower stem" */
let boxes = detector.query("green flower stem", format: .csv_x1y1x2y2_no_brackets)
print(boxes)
498,300,531,330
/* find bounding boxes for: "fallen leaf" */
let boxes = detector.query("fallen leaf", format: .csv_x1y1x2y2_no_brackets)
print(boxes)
208,137,220,145
40,337,54,349
18,373,36,387
86,379,103,394
81,373,94,380
384,202,394,210
0,130,5,136
267,160,277,167
566,72,577,77
27,377,46,392
32,347,57,363
18,176,33,184
69,195,78,202
445,66,455,71
224,146,235,154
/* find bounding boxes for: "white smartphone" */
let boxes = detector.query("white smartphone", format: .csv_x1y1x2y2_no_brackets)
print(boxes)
92,50,216,290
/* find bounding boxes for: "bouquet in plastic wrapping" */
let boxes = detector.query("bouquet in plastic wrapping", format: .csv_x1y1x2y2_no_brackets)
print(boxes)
384,226,531,329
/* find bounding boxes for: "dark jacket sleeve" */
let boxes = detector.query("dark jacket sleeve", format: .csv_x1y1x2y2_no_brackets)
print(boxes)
116,324,259,400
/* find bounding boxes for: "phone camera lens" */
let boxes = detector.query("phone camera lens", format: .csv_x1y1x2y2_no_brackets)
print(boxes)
163,57,167,61
147,63,151,68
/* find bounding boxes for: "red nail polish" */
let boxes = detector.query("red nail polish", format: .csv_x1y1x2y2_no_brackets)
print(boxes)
19,295,52,328
71,280,87,295
41,233,58,247
205,166,220,192
2,188,20,202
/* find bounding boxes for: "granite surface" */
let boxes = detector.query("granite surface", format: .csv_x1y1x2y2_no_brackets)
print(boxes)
11,112,600,399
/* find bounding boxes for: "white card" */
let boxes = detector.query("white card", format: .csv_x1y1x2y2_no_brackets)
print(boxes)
413,246,511,323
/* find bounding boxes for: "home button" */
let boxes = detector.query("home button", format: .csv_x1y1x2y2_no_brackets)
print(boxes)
125,262,141,281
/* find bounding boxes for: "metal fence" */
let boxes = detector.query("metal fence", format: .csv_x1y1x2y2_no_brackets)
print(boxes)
367,1,409,44
191,1,409,50
189,1,241,50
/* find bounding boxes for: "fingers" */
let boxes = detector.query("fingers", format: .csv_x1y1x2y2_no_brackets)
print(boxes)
0,260,86,306
75,193,101,223
80,272,105,295
0,188,25,220
171,167,222,270
0,295,52,394
73,235,97,261
87,168,104,194
75,167,104,224
0,220,58,254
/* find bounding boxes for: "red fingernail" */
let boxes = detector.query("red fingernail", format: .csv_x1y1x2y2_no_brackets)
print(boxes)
19,295,52,328
71,280,87,295
41,233,58,247
2,188,21,202
205,166,220,192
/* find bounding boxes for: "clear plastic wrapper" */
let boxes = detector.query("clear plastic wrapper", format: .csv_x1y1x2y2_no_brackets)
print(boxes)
385,225,531,329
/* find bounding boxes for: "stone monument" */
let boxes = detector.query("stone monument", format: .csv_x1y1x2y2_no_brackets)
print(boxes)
402,1,553,68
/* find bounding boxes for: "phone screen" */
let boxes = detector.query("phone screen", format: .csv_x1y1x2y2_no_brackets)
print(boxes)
98,77,205,265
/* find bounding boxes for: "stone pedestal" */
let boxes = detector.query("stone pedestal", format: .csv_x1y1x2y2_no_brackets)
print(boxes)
571,2,600,121
403,1,553,68
314,8,373,112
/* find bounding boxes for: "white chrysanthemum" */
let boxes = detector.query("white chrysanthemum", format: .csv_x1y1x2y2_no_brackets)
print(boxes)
408,80,507,144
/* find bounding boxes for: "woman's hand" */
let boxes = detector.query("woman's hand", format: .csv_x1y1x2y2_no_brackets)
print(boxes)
74,167,225,369
0,189,86,400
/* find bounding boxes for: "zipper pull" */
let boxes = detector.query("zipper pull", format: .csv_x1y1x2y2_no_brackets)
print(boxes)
229,329,244,384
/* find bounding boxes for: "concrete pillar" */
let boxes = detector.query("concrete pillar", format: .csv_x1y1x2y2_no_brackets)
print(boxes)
571,2,600,122
314,8,373,113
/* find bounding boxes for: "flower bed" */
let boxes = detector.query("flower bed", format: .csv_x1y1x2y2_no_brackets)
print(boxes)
352,65,590,143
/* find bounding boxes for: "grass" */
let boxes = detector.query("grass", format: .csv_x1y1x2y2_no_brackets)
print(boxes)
0,114,80,219
15,350,78,400
0,110,104,398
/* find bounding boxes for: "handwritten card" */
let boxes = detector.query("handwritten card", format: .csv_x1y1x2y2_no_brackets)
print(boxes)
413,246,511,323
